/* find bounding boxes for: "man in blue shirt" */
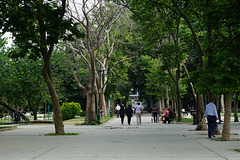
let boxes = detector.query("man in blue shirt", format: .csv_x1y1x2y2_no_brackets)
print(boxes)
205,98,219,138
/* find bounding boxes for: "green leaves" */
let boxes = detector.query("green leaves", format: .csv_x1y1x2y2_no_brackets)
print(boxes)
0,48,46,106
0,0,83,59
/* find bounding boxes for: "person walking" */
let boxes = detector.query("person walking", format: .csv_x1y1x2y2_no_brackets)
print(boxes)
115,104,120,118
205,98,219,138
134,102,143,125
120,104,125,125
152,104,158,123
125,105,133,125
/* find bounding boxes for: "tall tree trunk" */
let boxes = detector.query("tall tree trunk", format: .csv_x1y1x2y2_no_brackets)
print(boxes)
28,101,38,120
170,85,176,113
196,93,207,130
92,93,96,121
234,94,239,122
101,93,107,117
85,90,93,124
161,86,165,111
222,91,232,141
221,94,225,112
42,62,64,134
28,96,41,121
158,98,162,111
176,65,182,122
165,85,169,108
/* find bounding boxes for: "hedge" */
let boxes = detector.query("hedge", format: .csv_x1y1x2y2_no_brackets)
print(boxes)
61,102,81,120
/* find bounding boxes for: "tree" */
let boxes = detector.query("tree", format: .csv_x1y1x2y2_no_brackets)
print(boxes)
64,0,140,123
192,0,240,140
0,0,83,134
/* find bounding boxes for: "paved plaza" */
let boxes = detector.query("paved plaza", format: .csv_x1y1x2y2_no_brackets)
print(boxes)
0,113,240,160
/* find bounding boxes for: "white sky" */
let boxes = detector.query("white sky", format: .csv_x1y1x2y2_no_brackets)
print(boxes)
1,32,13,48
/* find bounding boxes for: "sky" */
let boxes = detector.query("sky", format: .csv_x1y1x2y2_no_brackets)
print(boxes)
1,32,13,48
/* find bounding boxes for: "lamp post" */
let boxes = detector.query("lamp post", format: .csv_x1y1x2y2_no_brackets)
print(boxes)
97,65,102,122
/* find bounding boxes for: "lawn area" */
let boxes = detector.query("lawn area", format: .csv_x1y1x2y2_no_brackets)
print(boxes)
64,116,113,125
63,117,85,124
174,117,193,124
220,113,240,117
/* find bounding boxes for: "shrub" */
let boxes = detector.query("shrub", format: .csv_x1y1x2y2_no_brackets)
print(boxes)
61,102,81,120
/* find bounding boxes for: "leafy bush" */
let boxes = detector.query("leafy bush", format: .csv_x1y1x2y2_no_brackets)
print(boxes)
61,102,81,120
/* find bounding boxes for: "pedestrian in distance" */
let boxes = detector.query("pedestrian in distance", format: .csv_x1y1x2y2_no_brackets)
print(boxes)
125,105,133,125
120,104,125,125
134,102,143,125
115,104,120,118
152,104,158,123
205,98,219,138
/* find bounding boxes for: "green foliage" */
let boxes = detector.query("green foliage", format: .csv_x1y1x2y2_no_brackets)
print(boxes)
191,0,240,94
0,0,83,59
0,43,48,108
61,102,81,120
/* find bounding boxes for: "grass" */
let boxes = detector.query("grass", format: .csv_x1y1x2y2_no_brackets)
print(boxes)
211,137,240,141
45,133,79,136
64,117,85,122
80,121,102,125
220,113,240,117
76,116,113,125
174,117,193,124
234,149,240,152
0,126,15,131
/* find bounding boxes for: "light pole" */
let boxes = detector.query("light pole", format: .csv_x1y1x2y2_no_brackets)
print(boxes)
97,65,102,122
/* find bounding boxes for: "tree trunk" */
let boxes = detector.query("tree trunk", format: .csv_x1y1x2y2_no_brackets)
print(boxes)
158,98,162,112
222,91,232,141
28,102,38,120
196,93,207,130
42,62,64,134
175,65,182,122
176,86,182,122
85,90,93,124
101,93,107,117
170,85,176,113
92,93,96,121
28,97,41,121
33,112,37,121
221,94,225,112
161,86,165,111
234,94,239,122
165,85,169,108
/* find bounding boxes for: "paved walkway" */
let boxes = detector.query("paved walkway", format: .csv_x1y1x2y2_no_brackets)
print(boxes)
0,113,240,160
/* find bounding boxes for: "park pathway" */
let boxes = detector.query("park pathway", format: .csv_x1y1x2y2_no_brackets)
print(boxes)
0,112,240,160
